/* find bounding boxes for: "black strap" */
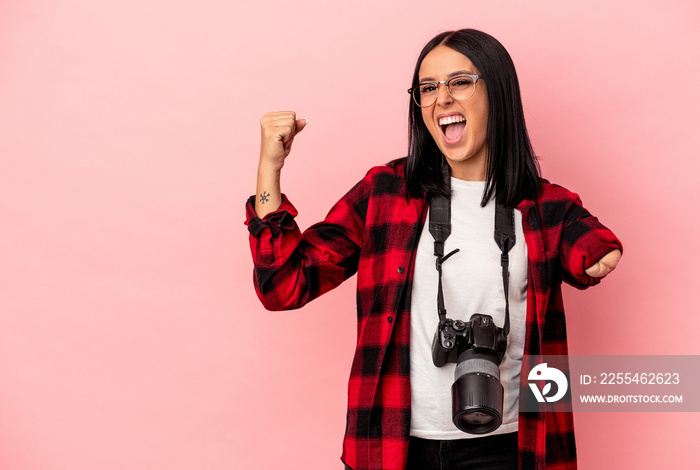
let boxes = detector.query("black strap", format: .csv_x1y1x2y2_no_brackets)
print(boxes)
494,203,515,336
429,164,452,259
428,164,515,336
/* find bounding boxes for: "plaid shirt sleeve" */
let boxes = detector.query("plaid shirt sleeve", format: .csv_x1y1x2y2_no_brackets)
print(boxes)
550,184,623,289
244,173,371,310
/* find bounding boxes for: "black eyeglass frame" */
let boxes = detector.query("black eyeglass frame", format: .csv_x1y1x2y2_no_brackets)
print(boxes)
407,74,482,108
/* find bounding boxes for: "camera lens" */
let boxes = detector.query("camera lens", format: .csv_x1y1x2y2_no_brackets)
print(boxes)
461,411,492,425
451,351,504,434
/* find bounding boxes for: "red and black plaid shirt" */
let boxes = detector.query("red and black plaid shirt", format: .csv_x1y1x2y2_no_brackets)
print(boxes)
245,160,622,470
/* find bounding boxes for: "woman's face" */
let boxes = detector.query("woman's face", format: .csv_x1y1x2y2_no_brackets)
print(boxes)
418,45,489,181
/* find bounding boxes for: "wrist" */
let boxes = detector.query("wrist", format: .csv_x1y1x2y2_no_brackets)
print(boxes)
255,164,282,219
257,162,283,179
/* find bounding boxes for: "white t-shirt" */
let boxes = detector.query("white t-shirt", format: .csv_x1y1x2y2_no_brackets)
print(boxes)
409,178,527,440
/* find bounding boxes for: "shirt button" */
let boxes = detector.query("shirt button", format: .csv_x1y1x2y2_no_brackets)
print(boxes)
397,267,404,274
412,222,418,229
388,316,393,323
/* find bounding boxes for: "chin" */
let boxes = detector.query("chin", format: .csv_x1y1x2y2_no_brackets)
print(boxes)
443,148,470,161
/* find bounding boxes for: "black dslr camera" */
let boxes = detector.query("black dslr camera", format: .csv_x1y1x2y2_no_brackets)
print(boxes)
431,313,507,434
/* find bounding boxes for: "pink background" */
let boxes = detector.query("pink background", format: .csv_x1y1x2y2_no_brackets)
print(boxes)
2,1,699,468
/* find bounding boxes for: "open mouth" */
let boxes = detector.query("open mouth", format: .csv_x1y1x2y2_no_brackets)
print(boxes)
438,114,466,143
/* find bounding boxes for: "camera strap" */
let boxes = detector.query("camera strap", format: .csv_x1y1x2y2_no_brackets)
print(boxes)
428,163,515,337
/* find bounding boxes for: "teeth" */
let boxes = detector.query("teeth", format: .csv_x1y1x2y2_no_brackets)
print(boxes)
438,115,466,126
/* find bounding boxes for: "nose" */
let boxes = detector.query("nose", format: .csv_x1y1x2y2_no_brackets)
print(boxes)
436,82,452,106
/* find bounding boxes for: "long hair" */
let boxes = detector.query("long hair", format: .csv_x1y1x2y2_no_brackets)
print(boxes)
402,29,540,207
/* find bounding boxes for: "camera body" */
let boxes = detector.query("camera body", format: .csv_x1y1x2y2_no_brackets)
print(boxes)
431,314,507,367
431,313,508,434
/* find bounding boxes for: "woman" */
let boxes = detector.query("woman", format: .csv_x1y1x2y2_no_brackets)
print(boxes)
246,29,622,470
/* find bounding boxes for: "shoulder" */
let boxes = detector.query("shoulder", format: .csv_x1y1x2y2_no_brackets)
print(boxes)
357,157,408,195
520,179,595,231
366,157,406,178
335,158,409,211
518,178,587,228
535,179,582,205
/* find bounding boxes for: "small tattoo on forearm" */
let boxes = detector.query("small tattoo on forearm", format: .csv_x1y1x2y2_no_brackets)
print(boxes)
259,191,270,204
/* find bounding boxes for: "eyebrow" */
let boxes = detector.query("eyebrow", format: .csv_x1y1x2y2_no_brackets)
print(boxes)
419,70,475,83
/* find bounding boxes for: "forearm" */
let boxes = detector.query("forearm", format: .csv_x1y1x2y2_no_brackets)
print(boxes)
255,164,282,219
254,111,306,218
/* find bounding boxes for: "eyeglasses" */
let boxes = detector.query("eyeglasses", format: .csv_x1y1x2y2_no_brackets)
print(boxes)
407,74,482,108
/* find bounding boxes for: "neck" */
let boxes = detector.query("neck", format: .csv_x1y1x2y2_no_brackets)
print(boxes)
447,159,487,182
